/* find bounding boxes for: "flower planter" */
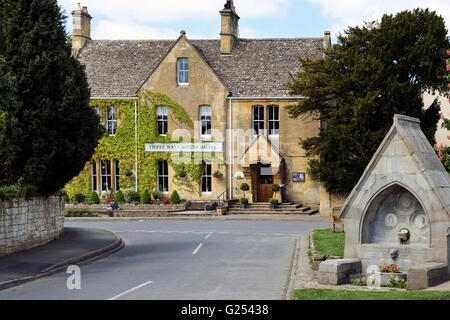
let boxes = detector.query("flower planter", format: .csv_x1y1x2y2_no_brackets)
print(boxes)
240,202,248,209
378,272,407,286
270,202,278,209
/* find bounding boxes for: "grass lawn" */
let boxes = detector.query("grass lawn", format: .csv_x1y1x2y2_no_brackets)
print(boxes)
312,228,345,256
293,288,450,300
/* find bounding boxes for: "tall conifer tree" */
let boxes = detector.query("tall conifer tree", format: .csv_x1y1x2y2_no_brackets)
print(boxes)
0,0,103,195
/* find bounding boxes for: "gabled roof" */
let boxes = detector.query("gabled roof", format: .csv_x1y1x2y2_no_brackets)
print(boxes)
339,114,450,218
238,133,283,169
76,37,325,98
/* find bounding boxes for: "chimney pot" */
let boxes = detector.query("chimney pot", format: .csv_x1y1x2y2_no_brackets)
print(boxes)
72,3,92,53
220,0,239,54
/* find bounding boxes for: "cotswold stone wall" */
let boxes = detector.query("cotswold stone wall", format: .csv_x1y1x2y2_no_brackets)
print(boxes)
0,196,64,256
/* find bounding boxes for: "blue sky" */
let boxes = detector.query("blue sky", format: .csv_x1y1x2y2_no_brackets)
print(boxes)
58,0,450,41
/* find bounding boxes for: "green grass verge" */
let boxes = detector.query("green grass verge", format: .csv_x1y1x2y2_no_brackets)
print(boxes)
312,228,345,256
293,288,450,300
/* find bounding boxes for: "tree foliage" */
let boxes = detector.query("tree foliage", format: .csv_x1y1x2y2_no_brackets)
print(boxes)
287,9,450,193
0,48,21,181
0,0,104,195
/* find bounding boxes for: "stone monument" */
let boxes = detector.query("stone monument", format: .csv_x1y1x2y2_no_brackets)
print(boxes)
319,115,450,289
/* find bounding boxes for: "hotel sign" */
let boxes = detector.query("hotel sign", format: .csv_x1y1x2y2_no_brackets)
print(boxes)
145,142,223,153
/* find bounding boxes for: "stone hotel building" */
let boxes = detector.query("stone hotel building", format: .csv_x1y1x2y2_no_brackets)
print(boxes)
67,1,332,211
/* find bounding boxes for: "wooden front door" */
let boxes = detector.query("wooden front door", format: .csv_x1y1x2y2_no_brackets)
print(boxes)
257,164,273,202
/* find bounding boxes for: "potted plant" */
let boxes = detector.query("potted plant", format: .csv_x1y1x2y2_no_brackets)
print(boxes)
377,264,407,286
213,170,223,178
240,197,249,208
269,197,278,209
271,183,280,201
240,182,250,198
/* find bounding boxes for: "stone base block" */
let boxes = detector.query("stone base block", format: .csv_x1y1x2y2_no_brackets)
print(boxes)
318,258,361,285
407,263,448,290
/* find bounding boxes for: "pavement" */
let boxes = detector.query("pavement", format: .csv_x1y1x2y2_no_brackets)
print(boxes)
0,227,123,291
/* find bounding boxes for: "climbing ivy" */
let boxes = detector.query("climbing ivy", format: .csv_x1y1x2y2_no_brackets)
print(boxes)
64,91,209,198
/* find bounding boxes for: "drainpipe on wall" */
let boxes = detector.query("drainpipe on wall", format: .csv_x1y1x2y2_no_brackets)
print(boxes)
135,100,138,192
227,92,233,200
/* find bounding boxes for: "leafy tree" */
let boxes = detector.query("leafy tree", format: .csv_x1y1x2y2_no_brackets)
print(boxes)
434,49,450,173
0,48,21,181
287,9,450,193
0,0,104,195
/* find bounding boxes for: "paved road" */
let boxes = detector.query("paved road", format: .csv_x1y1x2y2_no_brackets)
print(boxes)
0,218,329,300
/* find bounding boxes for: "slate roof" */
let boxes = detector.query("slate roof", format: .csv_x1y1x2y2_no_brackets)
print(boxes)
76,37,325,98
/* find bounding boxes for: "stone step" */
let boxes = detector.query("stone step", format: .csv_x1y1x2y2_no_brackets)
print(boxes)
226,210,313,215
230,204,303,208
229,208,309,212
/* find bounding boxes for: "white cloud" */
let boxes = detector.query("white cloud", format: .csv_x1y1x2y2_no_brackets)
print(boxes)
58,0,289,23
307,0,450,38
238,25,261,38
93,21,179,40
58,0,291,39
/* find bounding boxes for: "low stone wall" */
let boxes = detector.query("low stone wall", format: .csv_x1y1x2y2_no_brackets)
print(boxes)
0,196,64,256
66,203,187,212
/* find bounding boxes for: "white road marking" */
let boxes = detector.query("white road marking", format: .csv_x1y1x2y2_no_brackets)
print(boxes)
108,280,153,300
192,243,203,255
204,232,213,240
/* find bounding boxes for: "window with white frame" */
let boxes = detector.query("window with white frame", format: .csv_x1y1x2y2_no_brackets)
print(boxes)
91,161,97,191
100,160,112,192
107,106,117,135
158,160,169,193
267,105,280,136
199,106,212,137
114,160,120,191
177,58,189,85
201,161,212,193
156,106,168,135
252,105,264,135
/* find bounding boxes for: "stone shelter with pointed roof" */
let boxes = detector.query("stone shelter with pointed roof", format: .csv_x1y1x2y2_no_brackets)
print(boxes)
335,115,450,285
67,1,332,209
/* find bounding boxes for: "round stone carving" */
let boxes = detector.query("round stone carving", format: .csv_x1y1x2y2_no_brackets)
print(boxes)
396,193,415,214
384,213,398,228
413,214,427,230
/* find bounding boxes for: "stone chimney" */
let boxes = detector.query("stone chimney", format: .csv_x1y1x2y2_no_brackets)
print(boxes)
220,0,239,54
323,31,331,49
72,3,92,53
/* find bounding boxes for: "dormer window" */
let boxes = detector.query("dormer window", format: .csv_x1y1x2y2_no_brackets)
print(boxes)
177,58,189,85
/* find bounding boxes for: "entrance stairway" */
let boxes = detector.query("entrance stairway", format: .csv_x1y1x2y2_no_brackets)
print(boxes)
226,202,318,215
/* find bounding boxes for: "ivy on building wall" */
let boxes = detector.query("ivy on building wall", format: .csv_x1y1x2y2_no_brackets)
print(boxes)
64,91,207,198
